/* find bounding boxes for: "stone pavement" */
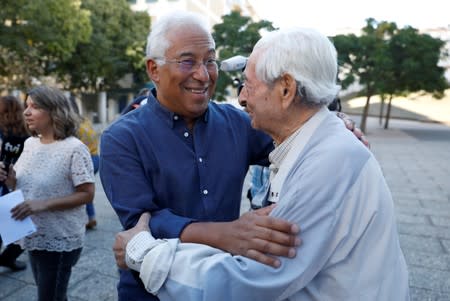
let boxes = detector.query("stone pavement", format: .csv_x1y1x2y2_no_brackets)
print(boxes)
1,116,450,300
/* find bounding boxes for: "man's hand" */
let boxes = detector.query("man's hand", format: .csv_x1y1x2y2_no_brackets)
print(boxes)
336,112,370,148
181,204,301,268
113,212,151,269
225,205,301,267
11,200,48,220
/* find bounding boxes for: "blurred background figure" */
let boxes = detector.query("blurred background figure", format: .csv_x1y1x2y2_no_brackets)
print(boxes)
3,86,95,301
0,95,29,271
120,87,151,115
70,96,99,229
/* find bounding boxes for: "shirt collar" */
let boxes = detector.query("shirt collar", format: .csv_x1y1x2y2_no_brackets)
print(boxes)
268,125,303,174
148,88,210,128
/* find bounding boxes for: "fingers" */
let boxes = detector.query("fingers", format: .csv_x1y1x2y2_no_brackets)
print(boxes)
240,211,300,242
335,111,371,149
360,135,370,148
252,204,276,216
343,118,356,132
253,220,301,251
353,127,363,138
11,202,31,220
247,235,300,259
113,233,128,270
136,212,151,231
256,214,300,236
8,164,15,175
246,249,281,268
336,111,357,132
230,213,301,265
112,213,152,269
352,127,370,149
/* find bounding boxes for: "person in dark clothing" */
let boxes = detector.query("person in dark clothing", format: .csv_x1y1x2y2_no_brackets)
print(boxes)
0,95,29,271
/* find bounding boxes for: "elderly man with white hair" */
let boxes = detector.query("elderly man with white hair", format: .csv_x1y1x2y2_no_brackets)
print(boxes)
113,27,410,301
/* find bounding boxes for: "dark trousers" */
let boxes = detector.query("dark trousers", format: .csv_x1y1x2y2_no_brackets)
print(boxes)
0,237,24,264
29,248,82,301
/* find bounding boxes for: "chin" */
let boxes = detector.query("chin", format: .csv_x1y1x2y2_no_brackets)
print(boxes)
191,103,209,115
189,92,209,103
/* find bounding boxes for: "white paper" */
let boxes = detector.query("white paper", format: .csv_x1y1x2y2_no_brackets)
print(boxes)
0,190,36,245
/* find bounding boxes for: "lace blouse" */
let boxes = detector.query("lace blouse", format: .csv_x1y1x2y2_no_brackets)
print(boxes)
15,136,94,252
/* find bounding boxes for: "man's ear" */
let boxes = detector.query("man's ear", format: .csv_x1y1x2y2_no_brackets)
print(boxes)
146,59,160,83
279,74,297,109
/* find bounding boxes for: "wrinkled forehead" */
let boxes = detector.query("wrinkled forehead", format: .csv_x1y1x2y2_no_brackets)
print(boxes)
245,49,263,81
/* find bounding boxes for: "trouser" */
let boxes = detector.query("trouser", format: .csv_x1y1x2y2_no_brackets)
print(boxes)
0,237,24,264
85,155,99,218
86,202,95,218
29,248,82,301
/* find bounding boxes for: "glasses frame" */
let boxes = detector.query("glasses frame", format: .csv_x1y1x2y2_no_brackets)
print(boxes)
154,57,219,73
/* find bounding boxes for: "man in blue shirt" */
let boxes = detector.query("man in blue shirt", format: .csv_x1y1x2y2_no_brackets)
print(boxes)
100,11,300,301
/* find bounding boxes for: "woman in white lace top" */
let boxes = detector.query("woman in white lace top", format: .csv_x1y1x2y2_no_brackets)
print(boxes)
4,86,95,301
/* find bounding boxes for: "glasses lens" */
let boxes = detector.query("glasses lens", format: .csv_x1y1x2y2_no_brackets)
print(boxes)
207,61,218,71
179,60,196,72
237,83,244,96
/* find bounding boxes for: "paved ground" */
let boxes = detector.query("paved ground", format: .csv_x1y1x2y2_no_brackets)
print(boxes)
1,113,450,300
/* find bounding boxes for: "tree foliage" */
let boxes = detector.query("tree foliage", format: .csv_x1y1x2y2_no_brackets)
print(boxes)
0,0,150,93
60,0,150,92
333,19,395,131
212,10,275,101
333,18,448,131
0,0,91,90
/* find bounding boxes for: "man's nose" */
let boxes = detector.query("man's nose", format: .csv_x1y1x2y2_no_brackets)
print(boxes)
192,63,210,81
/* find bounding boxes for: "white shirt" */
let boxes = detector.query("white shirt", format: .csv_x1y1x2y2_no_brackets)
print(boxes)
128,108,410,300
15,137,94,251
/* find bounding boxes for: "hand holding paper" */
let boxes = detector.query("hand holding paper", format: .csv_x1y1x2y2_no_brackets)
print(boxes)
0,190,36,245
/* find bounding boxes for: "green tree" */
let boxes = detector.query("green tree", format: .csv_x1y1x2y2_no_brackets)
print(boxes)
212,10,275,101
60,0,150,92
333,19,447,131
333,19,393,132
383,26,448,128
0,0,91,90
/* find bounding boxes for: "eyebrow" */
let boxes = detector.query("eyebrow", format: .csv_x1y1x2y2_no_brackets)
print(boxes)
177,49,216,58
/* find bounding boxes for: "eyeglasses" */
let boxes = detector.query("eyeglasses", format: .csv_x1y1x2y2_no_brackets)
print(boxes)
155,57,218,73
237,82,255,97
232,76,247,96
237,83,245,96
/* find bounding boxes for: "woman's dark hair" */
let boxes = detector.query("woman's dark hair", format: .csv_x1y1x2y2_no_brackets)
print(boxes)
0,95,28,137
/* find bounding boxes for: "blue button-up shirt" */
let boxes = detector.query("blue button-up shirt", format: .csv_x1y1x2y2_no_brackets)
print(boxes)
99,90,272,300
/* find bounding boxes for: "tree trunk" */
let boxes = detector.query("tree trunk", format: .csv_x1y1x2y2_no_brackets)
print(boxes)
379,95,385,125
360,95,371,133
384,95,393,129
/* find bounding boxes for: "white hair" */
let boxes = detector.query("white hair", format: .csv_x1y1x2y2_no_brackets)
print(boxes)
253,27,340,106
146,10,215,60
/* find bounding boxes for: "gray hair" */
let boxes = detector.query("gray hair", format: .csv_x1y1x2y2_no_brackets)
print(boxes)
253,27,340,106
146,10,215,60
26,85,80,140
